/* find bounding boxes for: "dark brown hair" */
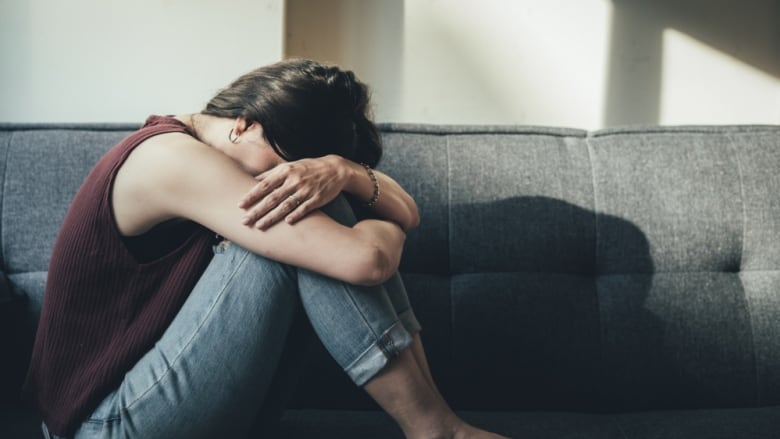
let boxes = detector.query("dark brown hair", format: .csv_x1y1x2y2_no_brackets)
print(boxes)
202,58,381,167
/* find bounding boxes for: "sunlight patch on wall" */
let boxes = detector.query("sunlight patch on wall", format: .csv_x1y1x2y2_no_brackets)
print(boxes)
660,29,780,125
399,0,612,127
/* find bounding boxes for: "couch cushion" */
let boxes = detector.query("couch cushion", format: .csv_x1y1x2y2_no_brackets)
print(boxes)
1,128,132,316
5,123,780,420
588,127,780,408
287,125,780,413
7,272,47,329
597,272,755,409
449,133,594,274
450,272,601,411
740,270,780,406
588,130,743,273
379,130,451,275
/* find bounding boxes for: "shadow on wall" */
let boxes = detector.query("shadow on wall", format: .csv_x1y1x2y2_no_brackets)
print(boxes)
604,0,780,126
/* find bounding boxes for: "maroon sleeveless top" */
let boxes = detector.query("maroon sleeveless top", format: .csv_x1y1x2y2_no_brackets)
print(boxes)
23,116,215,435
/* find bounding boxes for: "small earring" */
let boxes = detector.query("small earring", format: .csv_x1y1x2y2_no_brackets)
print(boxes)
228,128,240,144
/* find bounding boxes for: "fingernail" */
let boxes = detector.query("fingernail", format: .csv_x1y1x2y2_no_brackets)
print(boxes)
241,217,250,225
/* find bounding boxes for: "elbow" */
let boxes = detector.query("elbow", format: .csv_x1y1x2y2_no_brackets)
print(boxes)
400,201,421,231
405,209,421,231
353,245,398,286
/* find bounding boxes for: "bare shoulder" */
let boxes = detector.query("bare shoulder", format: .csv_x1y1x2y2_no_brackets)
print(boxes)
127,132,217,172
112,132,231,236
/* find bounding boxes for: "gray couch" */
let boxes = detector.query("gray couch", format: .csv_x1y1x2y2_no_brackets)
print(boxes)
1,122,779,438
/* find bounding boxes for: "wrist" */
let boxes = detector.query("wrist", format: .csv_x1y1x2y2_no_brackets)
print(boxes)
360,163,380,208
336,157,381,207
325,154,354,192
339,156,365,195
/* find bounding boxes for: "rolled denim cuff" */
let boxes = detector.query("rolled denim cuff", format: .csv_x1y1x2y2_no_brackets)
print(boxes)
343,320,413,386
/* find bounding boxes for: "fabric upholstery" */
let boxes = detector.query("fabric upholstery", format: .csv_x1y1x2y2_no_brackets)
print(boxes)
291,125,780,425
2,122,779,438
2,129,125,275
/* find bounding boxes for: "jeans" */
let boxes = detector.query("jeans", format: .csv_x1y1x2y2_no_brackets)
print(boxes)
43,196,420,439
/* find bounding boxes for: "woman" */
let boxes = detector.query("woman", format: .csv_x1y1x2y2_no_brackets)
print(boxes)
24,59,507,439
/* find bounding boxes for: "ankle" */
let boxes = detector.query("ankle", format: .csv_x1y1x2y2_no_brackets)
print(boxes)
403,411,462,439
451,421,511,439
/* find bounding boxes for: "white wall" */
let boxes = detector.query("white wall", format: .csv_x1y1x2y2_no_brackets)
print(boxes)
0,0,284,123
3,0,778,127
286,0,780,129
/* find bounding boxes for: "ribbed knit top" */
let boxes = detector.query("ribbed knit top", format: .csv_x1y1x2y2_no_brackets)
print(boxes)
23,116,215,436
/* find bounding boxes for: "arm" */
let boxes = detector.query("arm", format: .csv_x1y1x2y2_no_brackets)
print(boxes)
341,157,420,231
113,136,405,286
238,155,420,231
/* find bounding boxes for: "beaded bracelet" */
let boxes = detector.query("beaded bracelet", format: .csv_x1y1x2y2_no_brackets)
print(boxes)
361,163,380,208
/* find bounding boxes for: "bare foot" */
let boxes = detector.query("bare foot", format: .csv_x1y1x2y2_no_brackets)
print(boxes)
453,421,510,439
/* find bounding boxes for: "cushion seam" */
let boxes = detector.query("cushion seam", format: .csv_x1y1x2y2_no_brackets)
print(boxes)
584,136,607,404
0,131,11,270
726,132,761,406
445,134,455,370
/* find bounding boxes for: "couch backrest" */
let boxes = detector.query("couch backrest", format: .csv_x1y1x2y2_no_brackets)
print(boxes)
0,126,131,326
2,123,779,413
291,124,780,413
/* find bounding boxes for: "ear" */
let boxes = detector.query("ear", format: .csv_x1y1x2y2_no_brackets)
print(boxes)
232,117,251,136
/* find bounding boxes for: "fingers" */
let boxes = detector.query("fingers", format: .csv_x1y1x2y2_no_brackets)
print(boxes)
239,162,301,208
238,157,342,228
239,165,299,224
252,193,314,230
284,196,317,225
240,186,288,226
238,174,277,209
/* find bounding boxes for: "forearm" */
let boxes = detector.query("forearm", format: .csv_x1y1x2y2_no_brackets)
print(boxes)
339,157,420,231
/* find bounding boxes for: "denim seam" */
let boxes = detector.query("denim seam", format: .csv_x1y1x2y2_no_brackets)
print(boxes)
337,281,392,358
84,415,120,425
83,387,122,424
122,249,252,412
384,332,397,355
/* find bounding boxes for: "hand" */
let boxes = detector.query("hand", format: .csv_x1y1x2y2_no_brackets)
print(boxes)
238,155,349,229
